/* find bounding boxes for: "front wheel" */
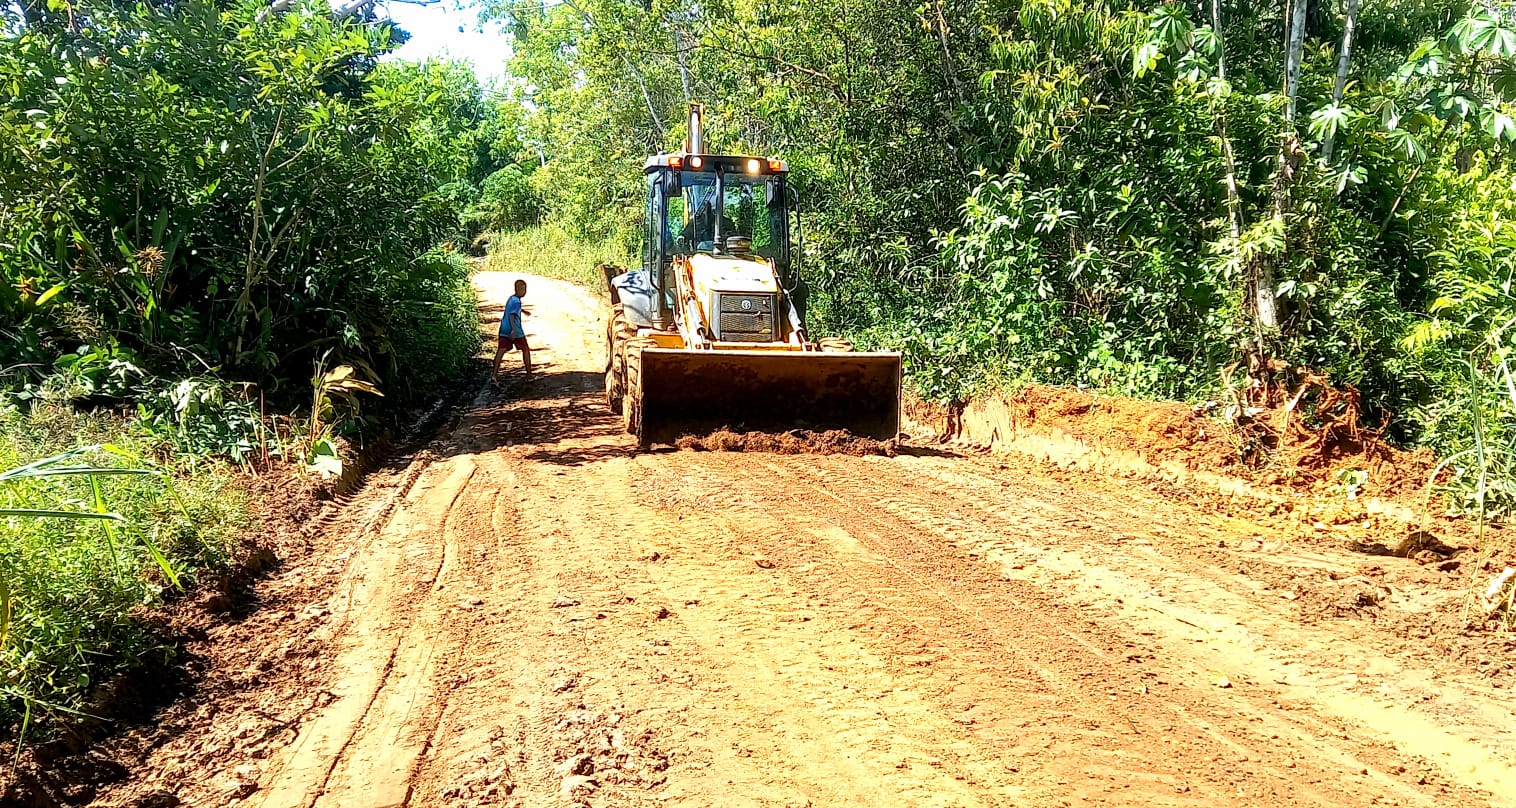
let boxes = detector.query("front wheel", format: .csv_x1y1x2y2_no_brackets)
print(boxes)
605,305,635,414
621,336,658,440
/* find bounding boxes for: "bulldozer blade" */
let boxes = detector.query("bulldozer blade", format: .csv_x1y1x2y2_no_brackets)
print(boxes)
635,348,902,446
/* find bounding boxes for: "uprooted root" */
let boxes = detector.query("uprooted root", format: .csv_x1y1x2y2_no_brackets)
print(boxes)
675,429,897,457
1221,358,1392,471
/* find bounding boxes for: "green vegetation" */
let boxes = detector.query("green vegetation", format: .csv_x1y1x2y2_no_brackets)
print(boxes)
1,0,489,397
0,403,248,735
483,0,1516,496
0,0,502,735
483,223,634,290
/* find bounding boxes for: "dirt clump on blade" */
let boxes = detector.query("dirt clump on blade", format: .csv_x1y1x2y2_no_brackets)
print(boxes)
674,428,897,457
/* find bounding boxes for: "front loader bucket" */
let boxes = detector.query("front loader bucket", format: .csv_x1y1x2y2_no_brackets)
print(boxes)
634,348,903,447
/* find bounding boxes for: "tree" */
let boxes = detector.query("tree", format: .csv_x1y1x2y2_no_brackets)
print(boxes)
0,0,485,397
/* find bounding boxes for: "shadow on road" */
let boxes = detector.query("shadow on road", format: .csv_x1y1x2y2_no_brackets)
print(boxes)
523,444,637,467
894,444,965,459
440,368,630,460
445,363,954,466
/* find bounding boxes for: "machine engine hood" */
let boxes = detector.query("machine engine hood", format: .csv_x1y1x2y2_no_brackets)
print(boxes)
688,254,779,302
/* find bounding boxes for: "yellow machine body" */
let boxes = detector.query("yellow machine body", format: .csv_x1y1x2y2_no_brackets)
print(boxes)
605,103,902,448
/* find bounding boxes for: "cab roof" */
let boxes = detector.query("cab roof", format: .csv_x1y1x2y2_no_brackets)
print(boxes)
644,153,789,174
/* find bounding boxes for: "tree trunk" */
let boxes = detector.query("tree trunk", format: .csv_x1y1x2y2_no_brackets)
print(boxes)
1253,0,1309,334
1283,0,1308,123
1321,0,1360,163
1211,0,1242,241
932,0,966,104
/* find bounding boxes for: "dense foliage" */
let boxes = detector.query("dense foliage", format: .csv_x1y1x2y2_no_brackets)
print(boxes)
1,0,485,402
0,0,499,735
0,403,248,736
489,0,1516,456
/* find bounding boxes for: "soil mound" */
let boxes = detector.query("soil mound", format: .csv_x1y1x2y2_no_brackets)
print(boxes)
675,428,897,457
909,386,1438,503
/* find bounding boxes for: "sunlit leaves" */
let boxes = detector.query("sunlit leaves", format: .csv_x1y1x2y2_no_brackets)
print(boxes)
1131,39,1163,78
1394,40,1444,82
1436,93,1475,119
1308,104,1357,143
1333,162,1366,195
1,0,485,393
1130,3,1213,84
1481,108,1516,144
1447,12,1516,59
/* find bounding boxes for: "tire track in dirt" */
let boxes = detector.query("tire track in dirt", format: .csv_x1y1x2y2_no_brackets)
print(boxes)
613,459,1021,806
874,453,1516,798
645,455,1355,806
251,456,475,808
752,452,1510,804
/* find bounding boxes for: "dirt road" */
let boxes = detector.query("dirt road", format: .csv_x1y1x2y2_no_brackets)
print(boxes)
94,273,1516,808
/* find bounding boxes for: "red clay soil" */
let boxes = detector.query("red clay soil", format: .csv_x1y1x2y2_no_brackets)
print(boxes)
909,385,1441,503
21,273,1516,808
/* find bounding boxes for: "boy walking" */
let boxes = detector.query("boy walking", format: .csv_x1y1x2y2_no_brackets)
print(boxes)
492,279,532,381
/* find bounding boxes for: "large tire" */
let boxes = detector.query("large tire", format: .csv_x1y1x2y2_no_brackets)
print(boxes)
622,336,658,440
817,337,855,353
604,305,636,414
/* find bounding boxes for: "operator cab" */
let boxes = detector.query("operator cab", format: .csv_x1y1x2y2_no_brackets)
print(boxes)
643,153,791,262
637,153,795,327
609,103,803,339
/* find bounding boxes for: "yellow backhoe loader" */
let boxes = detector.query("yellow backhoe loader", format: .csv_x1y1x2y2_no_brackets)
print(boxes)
605,104,902,449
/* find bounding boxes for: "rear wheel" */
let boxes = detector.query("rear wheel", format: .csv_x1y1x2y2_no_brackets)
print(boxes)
817,337,855,353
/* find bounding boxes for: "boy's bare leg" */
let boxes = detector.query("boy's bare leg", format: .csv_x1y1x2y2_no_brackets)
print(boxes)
491,337,508,379
521,344,532,377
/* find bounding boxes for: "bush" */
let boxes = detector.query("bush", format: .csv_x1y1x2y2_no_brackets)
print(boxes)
464,165,545,242
383,249,483,394
0,1,488,403
0,403,249,733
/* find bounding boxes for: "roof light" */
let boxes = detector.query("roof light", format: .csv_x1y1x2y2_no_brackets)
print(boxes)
746,158,761,173
767,158,784,172
690,155,704,169
668,156,683,169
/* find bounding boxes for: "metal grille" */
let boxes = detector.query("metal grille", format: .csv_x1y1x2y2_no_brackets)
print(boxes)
715,293,776,342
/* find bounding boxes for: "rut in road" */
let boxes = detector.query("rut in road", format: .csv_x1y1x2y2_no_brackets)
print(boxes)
98,271,1516,808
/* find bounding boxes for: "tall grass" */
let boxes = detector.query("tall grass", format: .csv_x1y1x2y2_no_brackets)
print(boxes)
1426,356,1516,629
0,402,249,737
482,221,634,290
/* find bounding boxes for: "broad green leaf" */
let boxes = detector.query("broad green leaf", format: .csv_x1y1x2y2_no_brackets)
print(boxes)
32,283,65,307
1131,40,1163,78
1308,104,1354,142
1482,109,1516,143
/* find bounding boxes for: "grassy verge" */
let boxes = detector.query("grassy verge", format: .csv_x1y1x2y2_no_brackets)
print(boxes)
0,401,251,738
482,221,634,290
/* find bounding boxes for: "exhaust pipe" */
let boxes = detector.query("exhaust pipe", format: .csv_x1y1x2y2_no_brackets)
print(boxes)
686,103,704,155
